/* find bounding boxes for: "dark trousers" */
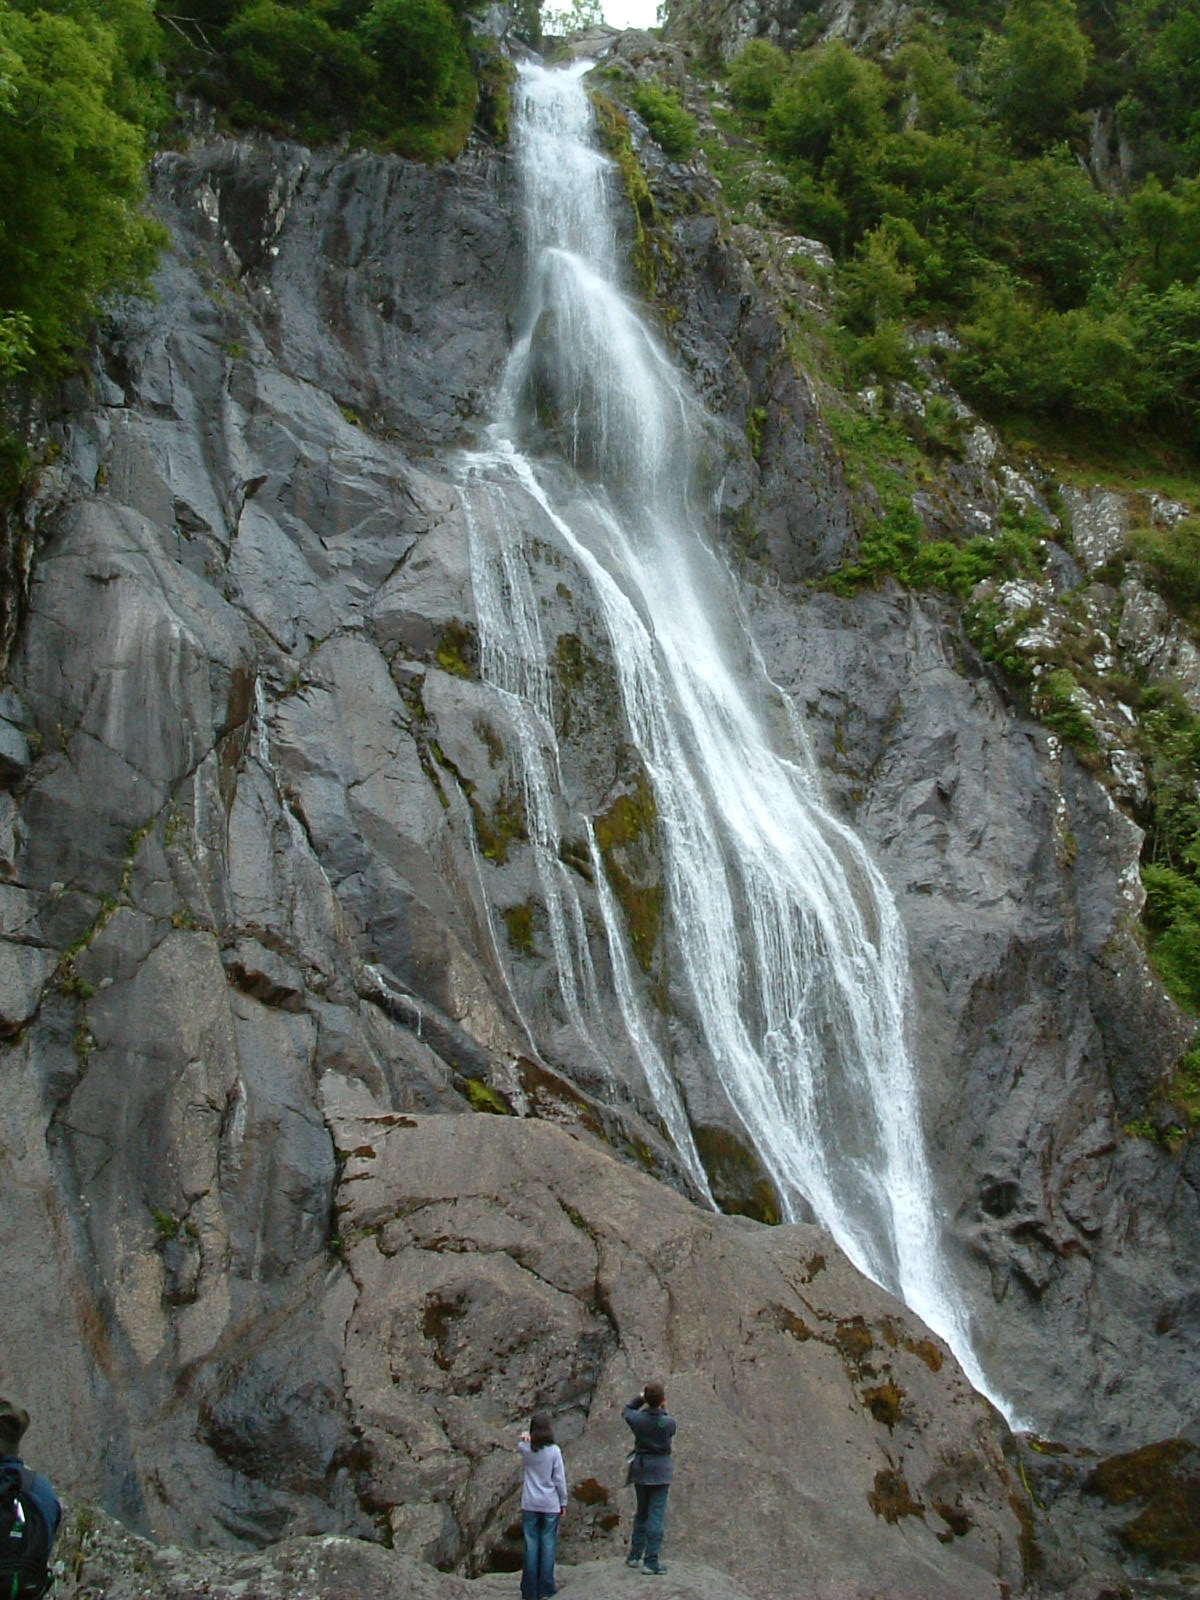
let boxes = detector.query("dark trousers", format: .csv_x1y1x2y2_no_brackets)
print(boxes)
521,1509,559,1599
629,1481,670,1563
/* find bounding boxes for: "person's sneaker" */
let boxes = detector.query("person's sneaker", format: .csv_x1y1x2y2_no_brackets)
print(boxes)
642,1562,667,1575
625,1555,642,1568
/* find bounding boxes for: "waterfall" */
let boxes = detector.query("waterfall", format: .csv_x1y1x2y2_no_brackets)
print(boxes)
457,60,1010,1416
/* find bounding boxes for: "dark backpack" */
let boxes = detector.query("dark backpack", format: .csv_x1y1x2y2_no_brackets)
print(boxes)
0,1466,52,1599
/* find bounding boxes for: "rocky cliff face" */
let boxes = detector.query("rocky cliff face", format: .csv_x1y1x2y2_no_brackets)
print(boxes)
1,36,1197,1600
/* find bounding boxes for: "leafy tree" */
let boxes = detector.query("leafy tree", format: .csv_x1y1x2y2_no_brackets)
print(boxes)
983,148,1120,310
224,0,373,122
893,34,978,135
838,220,919,333
0,312,32,378
541,0,601,34
1129,282,1200,430
980,0,1092,152
0,0,165,377
767,41,887,173
726,39,788,118
1118,0,1200,173
1129,175,1200,290
355,0,466,112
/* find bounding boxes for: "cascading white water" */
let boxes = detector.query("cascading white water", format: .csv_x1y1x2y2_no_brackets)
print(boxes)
457,60,1010,1414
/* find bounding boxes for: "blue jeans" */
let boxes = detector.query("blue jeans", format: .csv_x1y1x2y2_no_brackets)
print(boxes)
521,1509,560,1600
629,1482,670,1563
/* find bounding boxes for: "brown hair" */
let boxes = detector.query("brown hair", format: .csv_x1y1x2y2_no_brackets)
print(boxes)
643,1381,665,1409
0,1399,29,1458
529,1410,555,1450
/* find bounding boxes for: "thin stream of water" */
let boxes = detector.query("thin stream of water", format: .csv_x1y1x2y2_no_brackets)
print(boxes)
456,59,1011,1416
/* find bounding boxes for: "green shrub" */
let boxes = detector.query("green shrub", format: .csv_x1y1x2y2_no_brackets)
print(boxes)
1128,516,1200,612
356,0,464,111
838,221,920,333
1034,667,1097,747
828,475,1044,597
726,39,788,116
766,40,887,172
1140,685,1200,871
1143,863,1200,1010
629,81,697,161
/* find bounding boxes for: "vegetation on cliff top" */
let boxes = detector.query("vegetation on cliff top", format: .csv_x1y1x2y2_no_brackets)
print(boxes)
719,9,1200,454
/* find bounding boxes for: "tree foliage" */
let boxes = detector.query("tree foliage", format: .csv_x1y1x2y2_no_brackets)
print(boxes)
629,80,696,160
165,0,482,154
356,0,469,111
0,0,165,378
723,21,1200,449
726,39,787,117
979,0,1091,152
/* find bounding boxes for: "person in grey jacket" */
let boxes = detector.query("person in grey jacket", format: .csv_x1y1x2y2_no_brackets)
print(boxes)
517,1410,567,1600
622,1381,676,1575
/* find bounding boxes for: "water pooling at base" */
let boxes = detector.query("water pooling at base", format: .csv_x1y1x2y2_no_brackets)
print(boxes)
457,59,1012,1417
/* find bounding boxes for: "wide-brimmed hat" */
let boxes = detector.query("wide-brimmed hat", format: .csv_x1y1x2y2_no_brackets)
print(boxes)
0,1398,30,1454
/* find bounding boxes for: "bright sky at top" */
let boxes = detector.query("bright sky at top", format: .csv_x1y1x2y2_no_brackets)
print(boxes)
602,0,661,29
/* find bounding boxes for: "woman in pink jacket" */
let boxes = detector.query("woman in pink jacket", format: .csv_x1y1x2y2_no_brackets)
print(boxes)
517,1411,567,1600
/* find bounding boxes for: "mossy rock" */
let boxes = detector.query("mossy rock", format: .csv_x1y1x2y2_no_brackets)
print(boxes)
692,1122,781,1225
474,48,517,144
868,1467,924,1524
594,765,663,974
436,618,479,679
502,900,536,954
1085,1439,1200,1567
862,1379,905,1430
471,782,528,864
588,89,674,300
463,1077,513,1115
594,767,656,852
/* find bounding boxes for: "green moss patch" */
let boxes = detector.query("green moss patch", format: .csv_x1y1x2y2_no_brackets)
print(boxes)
502,900,536,954
590,90,675,301
835,1316,876,1375
594,766,663,974
692,1123,782,1224
463,1077,513,1115
436,618,479,678
1086,1439,1200,1566
862,1380,905,1430
472,782,528,864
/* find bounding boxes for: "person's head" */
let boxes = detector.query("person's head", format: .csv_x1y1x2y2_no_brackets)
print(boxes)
642,1381,665,1409
0,1398,29,1458
529,1410,555,1450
